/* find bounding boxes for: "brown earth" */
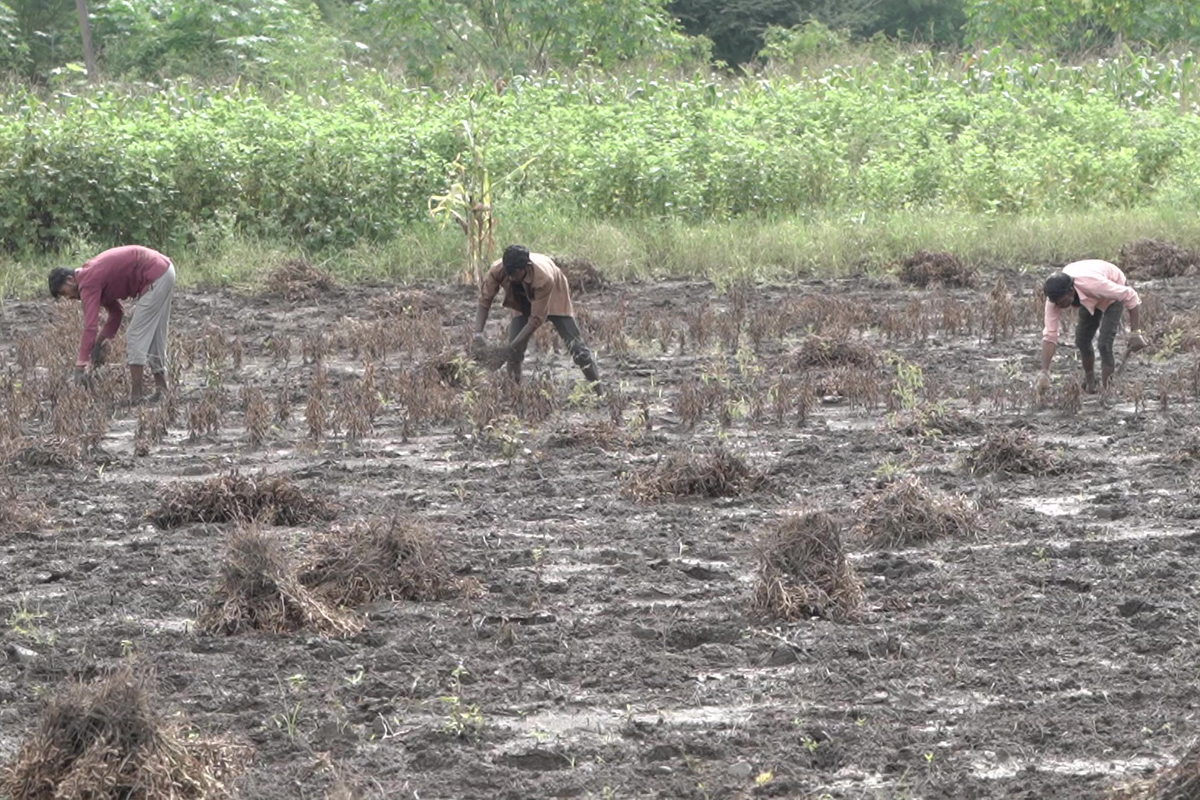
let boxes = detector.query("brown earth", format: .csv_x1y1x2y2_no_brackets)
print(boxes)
2,266,1199,800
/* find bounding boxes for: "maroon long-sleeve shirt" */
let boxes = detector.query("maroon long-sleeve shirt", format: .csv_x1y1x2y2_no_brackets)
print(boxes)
74,245,171,366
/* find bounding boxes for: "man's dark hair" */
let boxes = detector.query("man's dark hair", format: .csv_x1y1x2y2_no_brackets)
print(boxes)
1043,272,1075,302
502,245,532,276
48,267,75,298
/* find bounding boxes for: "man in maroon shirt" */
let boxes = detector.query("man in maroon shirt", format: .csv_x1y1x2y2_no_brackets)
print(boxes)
48,245,177,404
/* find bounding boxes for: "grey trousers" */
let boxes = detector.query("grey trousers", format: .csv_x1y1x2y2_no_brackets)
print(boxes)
508,314,594,368
1075,302,1122,369
127,263,175,373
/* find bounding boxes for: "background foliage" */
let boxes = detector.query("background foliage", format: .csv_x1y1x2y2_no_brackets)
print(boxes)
1,0,1199,271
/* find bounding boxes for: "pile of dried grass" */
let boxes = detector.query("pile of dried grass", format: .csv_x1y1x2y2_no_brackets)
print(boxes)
1108,741,1200,799
552,256,606,294
626,448,765,501
149,471,338,529
754,511,864,622
198,525,361,637
471,344,514,372
300,516,457,607
896,250,976,288
889,404,984,437
0,668,245,800
966,429,1064,476
1118,238,1200,279
855,475,977,548
544,421,627,449
794,335,879,369
0,482,48,535
266,259,337,301
8,437,80,470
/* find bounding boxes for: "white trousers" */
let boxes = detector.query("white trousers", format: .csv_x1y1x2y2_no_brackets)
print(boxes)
126,263,175,372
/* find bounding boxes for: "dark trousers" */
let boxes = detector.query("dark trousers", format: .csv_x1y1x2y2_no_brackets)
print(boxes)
1076,303,1123,369
508,315,594,368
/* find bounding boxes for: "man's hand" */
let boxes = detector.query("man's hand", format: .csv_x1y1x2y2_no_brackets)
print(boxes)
506,344,523,364
73,366,90,388
1128,331,1148,353
90,339,108,367
1037,371,1051,392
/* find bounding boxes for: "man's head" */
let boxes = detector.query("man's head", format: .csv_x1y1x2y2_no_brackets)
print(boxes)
1043,272,1076,309
48,267,79,300
502,245,532,280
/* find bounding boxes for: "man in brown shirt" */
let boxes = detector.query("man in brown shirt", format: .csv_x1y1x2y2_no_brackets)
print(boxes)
474,245,600,385
48,245,176,404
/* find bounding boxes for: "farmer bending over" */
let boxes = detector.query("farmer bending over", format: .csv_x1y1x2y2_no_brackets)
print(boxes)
48,245,177,405
1039,259,1146,393
474,245,601,386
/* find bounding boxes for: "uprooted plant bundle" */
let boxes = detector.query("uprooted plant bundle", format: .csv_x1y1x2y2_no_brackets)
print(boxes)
149,471,338,528
966,429,1065,476
264,258,338,301
0,481,48,536
300,516,459,607
793,334,880,369
754,511,864,622
552,256,606,295
198,524,362,637
896,250,976,288
1108,739,1200,800
855,475,978,549
1,667,246,800
1117,237,1200,279
625,447,766,501
889,403,984,437
471,343,515,372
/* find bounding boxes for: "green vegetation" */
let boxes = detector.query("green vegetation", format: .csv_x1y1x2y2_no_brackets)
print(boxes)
1,0,1200,295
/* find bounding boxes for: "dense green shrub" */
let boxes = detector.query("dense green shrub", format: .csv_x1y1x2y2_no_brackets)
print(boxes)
1,50,1199,252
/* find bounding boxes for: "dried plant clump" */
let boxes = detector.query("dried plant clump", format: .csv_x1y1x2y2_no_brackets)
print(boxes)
241,387,271,447
301,516,458,607
626,448,766,501
890,404,984,437
544,421,627,449
1108,740,1200,800
365,289,446,319
149,471,337,529
896,250,976,288
855,475,978,549
1,667,246,800
8,437,81,470
551,256,606,295
471,344,514,372
0,482,48,534
754,511,864,622
1118,238,1200,279
266,259,338,300
966,429,1065,476
198,525,361,636
794,335,879,369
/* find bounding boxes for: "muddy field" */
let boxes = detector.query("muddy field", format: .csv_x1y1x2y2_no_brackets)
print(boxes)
3,255,1200,800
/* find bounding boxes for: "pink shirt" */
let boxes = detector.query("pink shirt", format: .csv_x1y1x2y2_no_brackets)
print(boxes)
1042,259,1139,345
75,245,171,366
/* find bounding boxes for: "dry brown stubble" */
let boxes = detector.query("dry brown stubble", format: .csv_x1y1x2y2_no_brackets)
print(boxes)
300,516,460,607
754,511,864,622
625,448,766,501
198,524,361,637
855,475,978,549
966,429,1065,477
8,436,81,470
551,256,606,295
0,666,248,800
149,471,338,529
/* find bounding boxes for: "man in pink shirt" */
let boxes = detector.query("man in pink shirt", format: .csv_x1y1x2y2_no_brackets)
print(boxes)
1039,259,1146,392
48,245,177,405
